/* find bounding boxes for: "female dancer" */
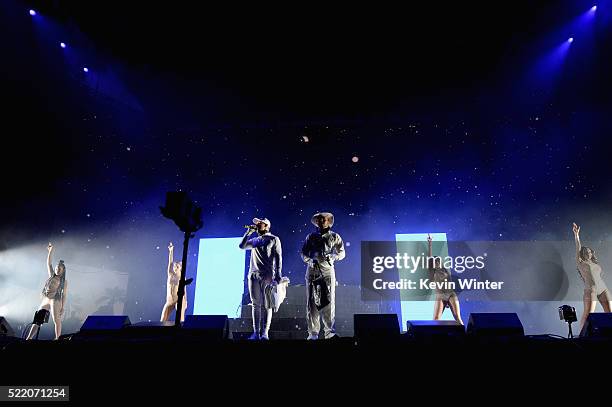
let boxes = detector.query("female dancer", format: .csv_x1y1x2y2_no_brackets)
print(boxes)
573,222,611,331
26,243,68,340
160,242,188,322
428,234,463,324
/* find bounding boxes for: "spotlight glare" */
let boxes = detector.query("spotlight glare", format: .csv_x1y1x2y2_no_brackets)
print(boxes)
568,37,574,43
83,67,89,73
591,5,597,11
29,9,36,16
60,42,66,49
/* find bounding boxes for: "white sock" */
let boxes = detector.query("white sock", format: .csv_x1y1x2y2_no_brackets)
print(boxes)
264,309,272,336
252,306,261,333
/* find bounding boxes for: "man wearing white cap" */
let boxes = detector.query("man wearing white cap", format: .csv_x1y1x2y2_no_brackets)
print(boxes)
239,217,283,340
301,212,346,340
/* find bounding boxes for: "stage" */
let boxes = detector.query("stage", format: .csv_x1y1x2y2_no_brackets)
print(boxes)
3,330,612,402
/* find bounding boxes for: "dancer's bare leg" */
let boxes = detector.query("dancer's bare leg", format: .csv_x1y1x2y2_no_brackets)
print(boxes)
26,324,39,340
433,299,444,320
598,290,612,313
50,299,62,340
448,296,464,325
579,292,597,333
160,302,174,322
180,297,187,322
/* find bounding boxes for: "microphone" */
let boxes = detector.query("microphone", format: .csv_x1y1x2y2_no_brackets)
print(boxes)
244,225,256,229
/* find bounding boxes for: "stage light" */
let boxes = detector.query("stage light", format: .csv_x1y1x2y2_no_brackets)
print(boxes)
568,37,574,43
29,9,36,16
591,5,597,12
83,67,89,73
60,42,66,49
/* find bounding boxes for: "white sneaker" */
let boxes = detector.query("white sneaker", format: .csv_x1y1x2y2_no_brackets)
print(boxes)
248,332,259,340
307,333,319,340
260,333,269,340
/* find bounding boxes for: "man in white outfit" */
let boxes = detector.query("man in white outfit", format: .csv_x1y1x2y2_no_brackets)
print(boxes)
301,212,345,340
239,217,282,340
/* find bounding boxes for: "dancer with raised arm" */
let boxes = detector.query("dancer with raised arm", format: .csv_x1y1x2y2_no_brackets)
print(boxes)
26,243,68,340
160,242,187,322
428,234,463,325
573,222,611,332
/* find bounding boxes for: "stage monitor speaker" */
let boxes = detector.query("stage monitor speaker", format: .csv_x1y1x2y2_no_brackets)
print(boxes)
407,320,465,338
467,313,524,337
183,315,229,340
580,313,612,338
0,317,15,336
80,315,131,332
354,314,399,340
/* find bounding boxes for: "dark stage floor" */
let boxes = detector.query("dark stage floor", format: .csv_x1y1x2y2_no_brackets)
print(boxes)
3,331,612,402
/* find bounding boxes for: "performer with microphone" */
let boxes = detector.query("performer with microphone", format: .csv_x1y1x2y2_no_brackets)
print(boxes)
301,212,345,340
239,217,283,340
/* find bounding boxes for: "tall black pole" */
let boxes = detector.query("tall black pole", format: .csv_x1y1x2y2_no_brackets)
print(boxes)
175,230,191,327
160,191,201,326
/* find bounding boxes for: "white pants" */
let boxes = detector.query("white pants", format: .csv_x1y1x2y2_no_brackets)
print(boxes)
306,271,336,338
248,271,273,334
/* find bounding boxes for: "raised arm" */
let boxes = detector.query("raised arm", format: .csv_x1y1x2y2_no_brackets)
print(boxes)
47,243,54,277
573,223,581,263
167,242,174,274
239,227,256,250
427,234,434,270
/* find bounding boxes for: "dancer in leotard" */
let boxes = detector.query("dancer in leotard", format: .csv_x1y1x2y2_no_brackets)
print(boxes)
428,234,463,324
573,223,611,332
160,242,187,322
26,243,68,340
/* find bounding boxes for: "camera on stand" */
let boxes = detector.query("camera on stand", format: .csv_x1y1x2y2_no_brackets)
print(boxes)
160,191,203,233
559,305,577,338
